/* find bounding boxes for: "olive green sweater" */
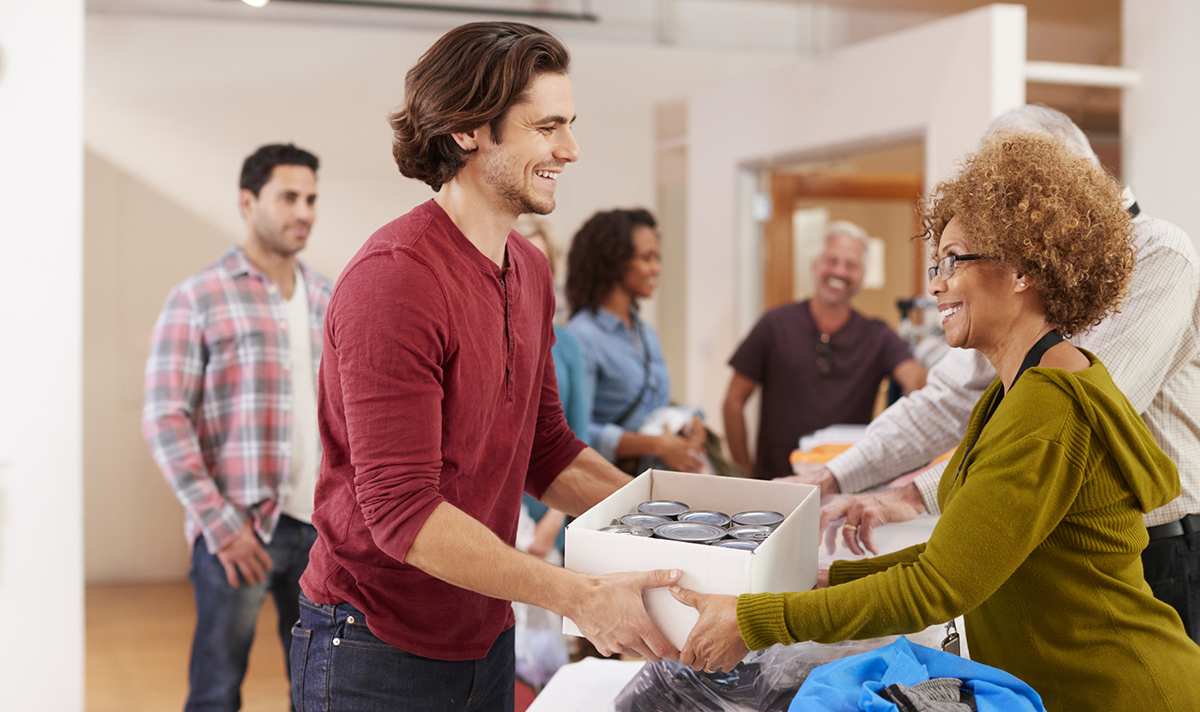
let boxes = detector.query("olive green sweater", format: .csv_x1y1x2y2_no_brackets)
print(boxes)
738,353,1200,712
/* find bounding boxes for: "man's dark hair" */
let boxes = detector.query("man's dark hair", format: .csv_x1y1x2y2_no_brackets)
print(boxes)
239,144,320,196
389,22,570,191
566,209,657,317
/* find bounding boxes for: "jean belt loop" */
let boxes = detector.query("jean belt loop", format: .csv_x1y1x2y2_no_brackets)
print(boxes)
1183,514,1197,552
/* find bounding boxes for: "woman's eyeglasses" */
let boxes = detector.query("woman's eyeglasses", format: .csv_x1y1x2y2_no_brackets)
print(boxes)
928,253,988,281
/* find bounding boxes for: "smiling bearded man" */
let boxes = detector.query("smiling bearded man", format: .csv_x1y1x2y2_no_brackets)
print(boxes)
722,221,927,480
290,22,683,712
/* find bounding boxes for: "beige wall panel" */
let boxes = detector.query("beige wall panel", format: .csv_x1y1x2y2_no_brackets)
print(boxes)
85,150,235,582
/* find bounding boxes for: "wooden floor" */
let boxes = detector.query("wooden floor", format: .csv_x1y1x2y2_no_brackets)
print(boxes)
86,581,291,712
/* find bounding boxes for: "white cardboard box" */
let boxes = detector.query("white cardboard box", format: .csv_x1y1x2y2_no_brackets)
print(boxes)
562,469,820,650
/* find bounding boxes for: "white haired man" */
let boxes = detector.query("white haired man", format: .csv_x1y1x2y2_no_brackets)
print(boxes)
723,221,927,480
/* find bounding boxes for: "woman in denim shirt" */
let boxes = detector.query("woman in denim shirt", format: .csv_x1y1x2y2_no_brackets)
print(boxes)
565,208,707,473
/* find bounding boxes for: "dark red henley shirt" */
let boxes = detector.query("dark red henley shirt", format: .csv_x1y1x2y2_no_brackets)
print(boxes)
301,200,586,660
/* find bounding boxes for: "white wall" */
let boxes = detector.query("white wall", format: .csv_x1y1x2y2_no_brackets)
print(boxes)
83,15,793,581
1123,0,1200,246
0,1,86,709
684,4,1026,426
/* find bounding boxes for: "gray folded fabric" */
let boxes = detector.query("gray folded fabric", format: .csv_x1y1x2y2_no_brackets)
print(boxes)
879,677,978,712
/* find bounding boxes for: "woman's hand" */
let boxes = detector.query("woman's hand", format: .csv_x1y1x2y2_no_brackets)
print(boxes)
655,424,705,472
818,485,926,555
527,509,567,559
669,587,750,673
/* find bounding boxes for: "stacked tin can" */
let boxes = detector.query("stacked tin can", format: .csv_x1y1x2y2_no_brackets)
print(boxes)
598,500,785,550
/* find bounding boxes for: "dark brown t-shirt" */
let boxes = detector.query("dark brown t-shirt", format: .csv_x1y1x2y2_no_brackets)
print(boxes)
729,300,912,479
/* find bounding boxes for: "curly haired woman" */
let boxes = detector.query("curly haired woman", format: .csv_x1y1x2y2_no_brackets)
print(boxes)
564,208,709,473
670,133,1200,712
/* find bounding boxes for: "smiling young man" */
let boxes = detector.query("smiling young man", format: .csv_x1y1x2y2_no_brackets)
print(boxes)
292,23,680,712
144,143,331,712
722,222,927,480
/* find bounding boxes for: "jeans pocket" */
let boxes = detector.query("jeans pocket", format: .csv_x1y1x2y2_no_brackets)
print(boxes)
290,624,313,712
1148,575,1176,605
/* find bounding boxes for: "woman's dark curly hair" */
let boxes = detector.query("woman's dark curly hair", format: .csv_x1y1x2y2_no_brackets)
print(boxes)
389,22,570,191
921,132,1135,339
566,208,657,316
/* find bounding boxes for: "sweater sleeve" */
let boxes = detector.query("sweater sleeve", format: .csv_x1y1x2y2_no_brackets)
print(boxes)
738,387,1087,649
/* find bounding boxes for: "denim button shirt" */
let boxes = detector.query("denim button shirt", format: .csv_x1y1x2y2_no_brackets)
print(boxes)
566,307,671,462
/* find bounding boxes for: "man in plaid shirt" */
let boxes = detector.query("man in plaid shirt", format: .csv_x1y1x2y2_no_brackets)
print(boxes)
143,143,333,712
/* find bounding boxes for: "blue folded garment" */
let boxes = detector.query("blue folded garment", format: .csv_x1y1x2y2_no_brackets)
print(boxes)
789,636,1045,712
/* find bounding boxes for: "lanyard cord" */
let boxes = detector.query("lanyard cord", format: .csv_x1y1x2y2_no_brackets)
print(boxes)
951,329,1064,486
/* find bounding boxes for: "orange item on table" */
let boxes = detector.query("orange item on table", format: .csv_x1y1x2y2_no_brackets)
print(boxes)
789,443,854,464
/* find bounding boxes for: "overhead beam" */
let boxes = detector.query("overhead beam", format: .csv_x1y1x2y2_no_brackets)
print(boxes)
1025,61,1139,88
223,0,599,22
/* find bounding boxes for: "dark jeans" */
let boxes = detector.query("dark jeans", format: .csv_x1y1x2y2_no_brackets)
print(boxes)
291,593,515,712
186,515,318,712
1143,520,1200,644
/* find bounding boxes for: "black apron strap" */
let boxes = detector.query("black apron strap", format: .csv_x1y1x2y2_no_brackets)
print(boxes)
1013,329,1064,386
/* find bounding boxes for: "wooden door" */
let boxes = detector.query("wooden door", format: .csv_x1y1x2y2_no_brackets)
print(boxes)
764,172,924,326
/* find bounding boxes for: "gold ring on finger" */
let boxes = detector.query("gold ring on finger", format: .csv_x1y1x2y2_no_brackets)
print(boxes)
844,524,859,532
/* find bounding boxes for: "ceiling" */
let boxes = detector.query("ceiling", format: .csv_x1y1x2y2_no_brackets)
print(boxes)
86,0,1121,36
85,0,1125,134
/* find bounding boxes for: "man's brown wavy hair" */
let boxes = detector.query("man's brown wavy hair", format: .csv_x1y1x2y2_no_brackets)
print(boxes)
388,22,570,192
921,132,1135,339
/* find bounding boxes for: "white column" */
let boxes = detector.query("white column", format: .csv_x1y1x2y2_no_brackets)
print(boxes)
0,2,85,709
1123,0,1200,244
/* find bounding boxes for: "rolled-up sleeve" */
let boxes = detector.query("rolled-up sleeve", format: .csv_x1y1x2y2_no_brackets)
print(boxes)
329,253,451,564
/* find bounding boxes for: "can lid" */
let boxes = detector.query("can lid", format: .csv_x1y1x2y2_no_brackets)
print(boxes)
653,521,727,543
713,539,759,551
620,513,671,529
637,500,690,518
678,510,731,527
732,510,785,527
598,524,654,537
727,524,773,541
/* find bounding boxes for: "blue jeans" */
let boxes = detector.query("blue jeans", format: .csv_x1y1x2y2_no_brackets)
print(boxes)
186,514,318,712
1143,521,1200,644
291,594,515,712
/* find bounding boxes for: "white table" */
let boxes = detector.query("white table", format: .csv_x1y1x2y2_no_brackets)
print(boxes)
526,658,646,712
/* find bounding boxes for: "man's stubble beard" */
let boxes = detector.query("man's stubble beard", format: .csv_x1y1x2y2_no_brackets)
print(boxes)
484,152,555,216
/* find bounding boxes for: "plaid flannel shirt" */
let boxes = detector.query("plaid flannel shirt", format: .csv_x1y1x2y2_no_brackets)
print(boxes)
143,246,333,553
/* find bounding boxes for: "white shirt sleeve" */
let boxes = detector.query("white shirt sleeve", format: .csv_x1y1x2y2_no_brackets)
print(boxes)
827,347,995,495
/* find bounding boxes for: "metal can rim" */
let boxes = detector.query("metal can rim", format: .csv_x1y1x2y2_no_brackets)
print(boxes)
731,510,785,527
652,521,726,543
637,500,690,517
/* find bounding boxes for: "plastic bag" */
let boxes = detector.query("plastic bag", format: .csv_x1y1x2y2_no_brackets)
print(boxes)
513,600,570,690
512,503,569,690
611,637,906,712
